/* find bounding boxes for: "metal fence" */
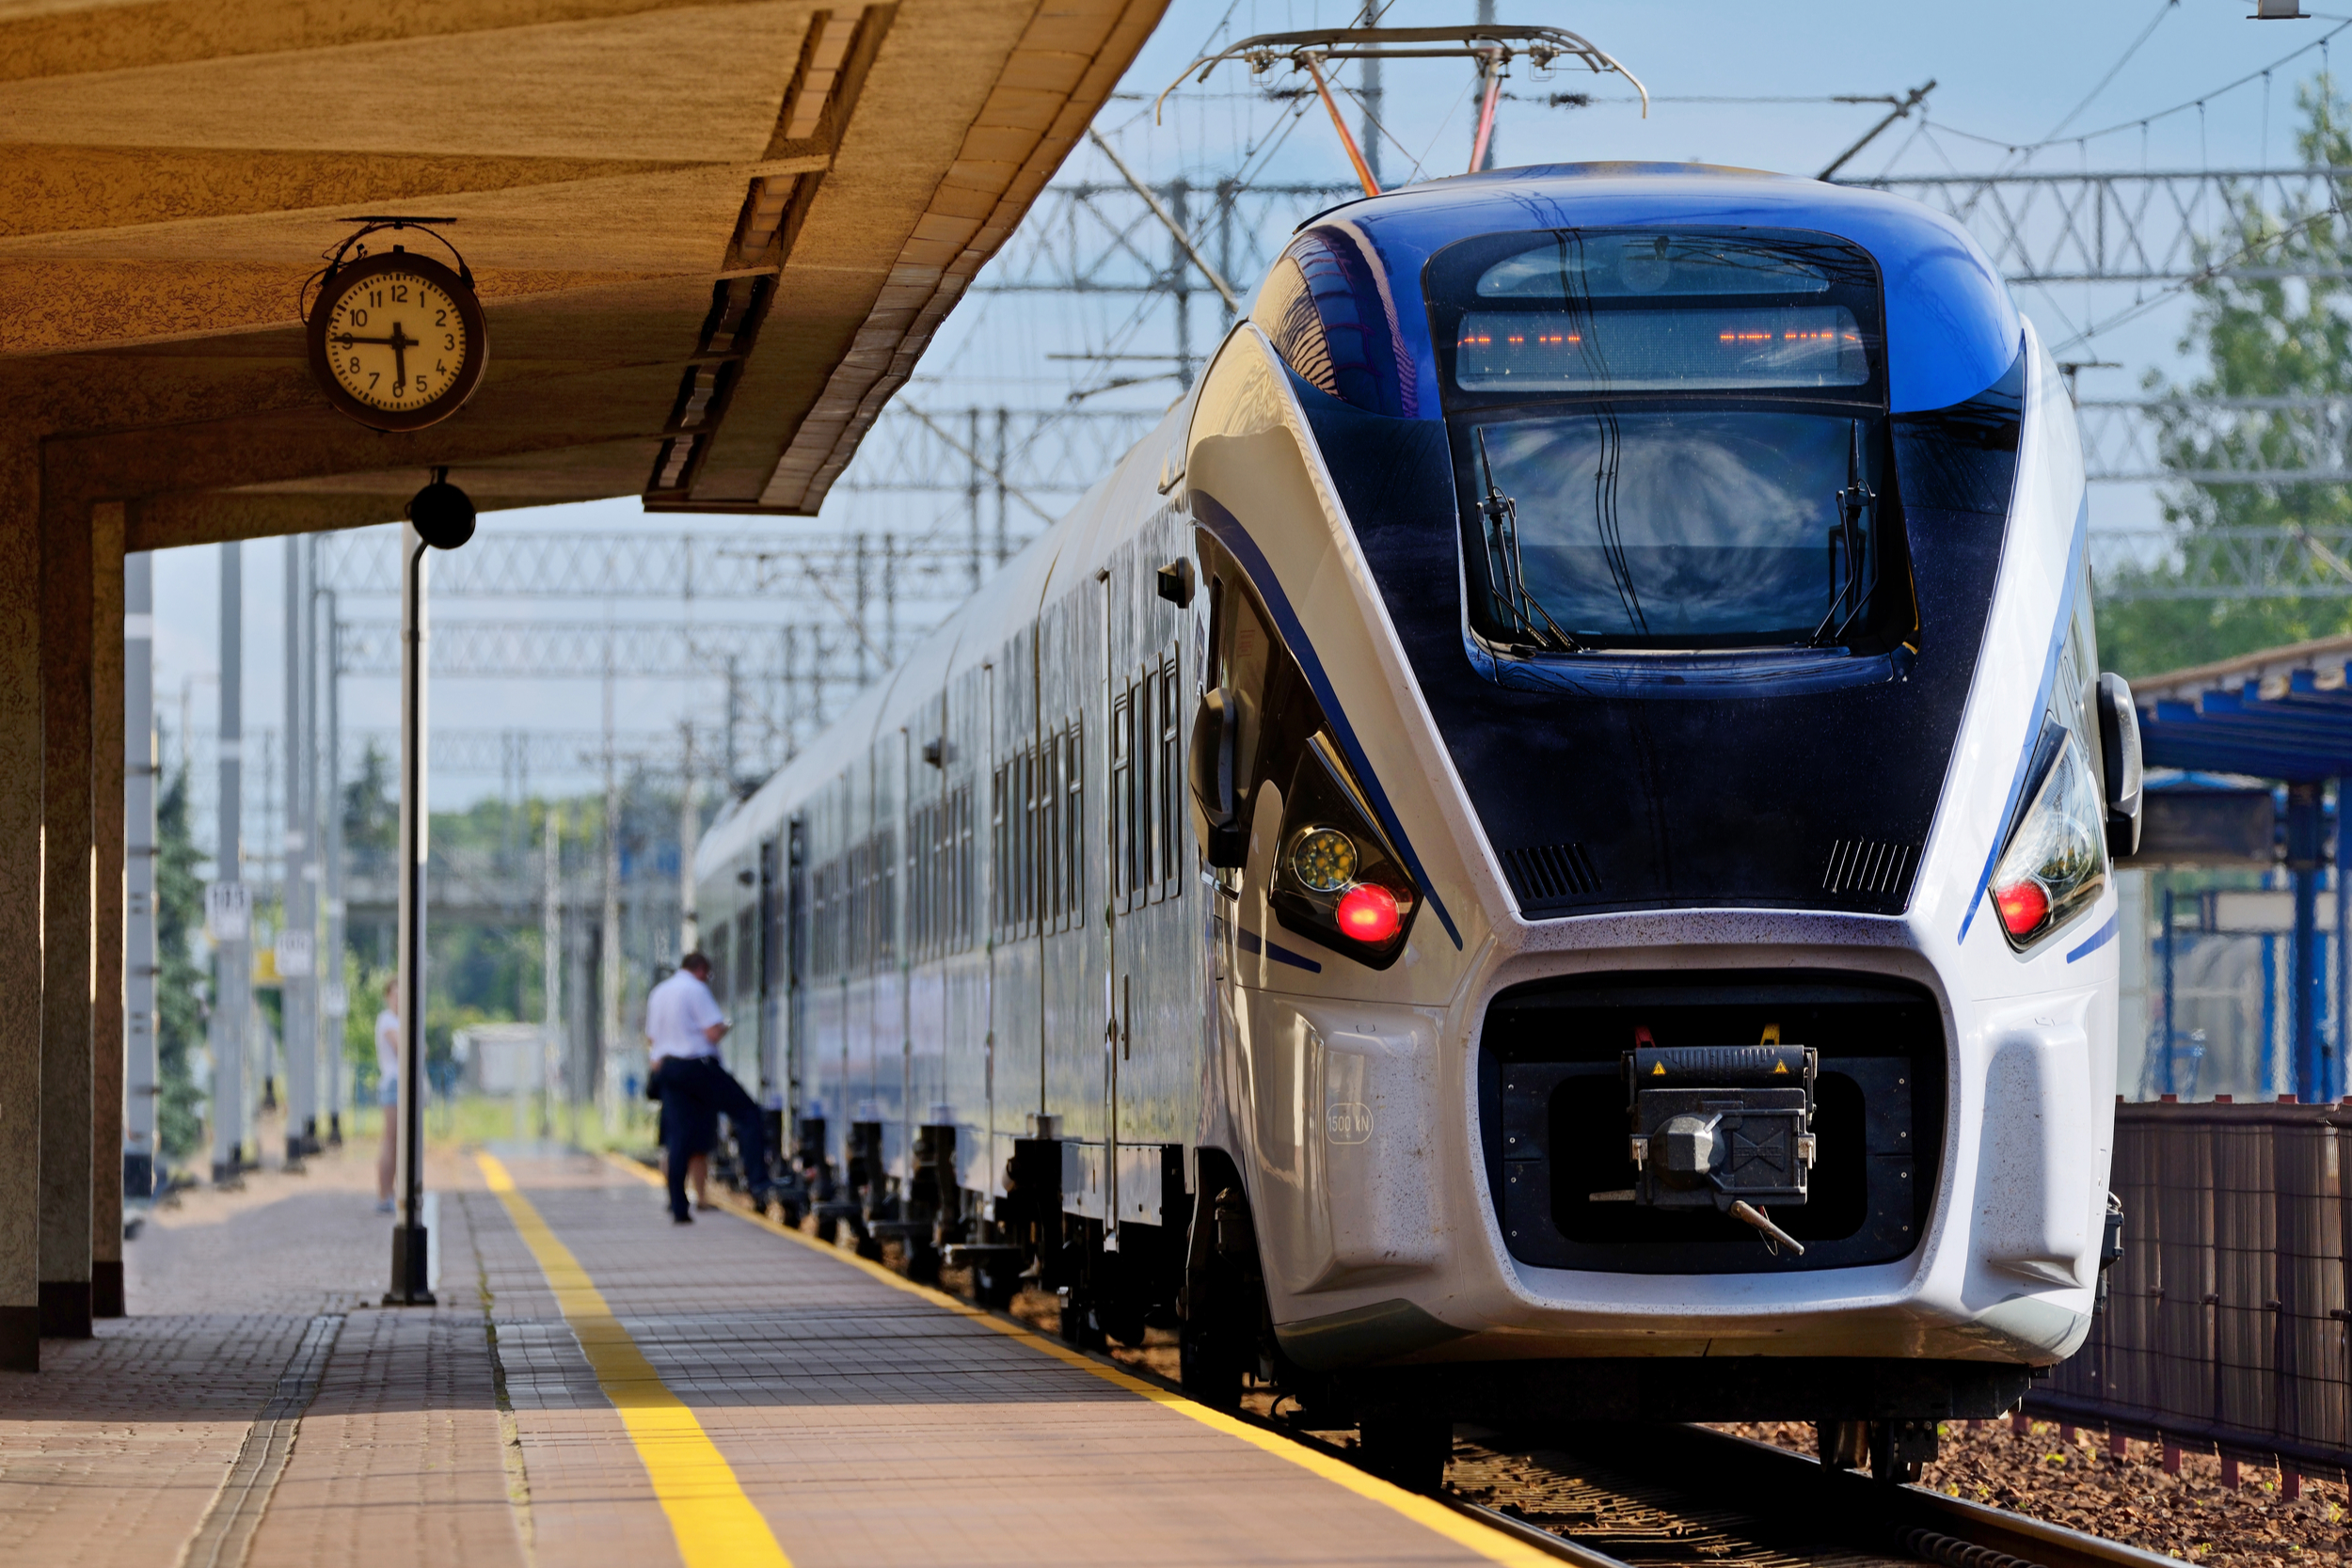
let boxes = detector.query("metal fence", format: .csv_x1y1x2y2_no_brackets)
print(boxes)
2034,1101,2352,1481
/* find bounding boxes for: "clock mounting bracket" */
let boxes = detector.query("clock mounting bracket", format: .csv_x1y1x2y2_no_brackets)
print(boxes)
300,216,474,325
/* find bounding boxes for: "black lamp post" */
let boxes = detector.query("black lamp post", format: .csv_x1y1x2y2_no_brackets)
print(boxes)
386,468,474,1307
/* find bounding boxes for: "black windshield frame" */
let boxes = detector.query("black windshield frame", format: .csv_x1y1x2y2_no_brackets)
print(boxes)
1424,228,1908,657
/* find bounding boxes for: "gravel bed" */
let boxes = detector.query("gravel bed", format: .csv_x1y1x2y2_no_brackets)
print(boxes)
1719,1418,2347,1566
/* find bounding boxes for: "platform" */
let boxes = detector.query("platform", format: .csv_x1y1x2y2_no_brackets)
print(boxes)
0,1145,1540,1568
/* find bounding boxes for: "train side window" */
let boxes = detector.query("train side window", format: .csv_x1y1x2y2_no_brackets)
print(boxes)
951,782,972,950
1132,677,1152,906
912,802,933,958
734,908,754,1001
708,923,730,1003
1112,689,1136,910
1018,746,1037,934
1159,651,1182,895
759,837,781,995
991,764,1012,938
879,825,897,966
856,841,875,973
1051,721,1083,931
810,859,834,978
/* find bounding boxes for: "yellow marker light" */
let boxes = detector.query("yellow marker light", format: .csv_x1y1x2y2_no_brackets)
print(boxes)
1289,827,1359,893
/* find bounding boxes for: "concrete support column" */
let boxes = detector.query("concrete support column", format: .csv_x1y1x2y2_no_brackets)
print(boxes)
0,443,42,1370
90,504,124,1319
39,483,94,1339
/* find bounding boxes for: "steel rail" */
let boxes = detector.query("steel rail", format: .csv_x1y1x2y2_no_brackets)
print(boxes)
1481,1422,2184,1568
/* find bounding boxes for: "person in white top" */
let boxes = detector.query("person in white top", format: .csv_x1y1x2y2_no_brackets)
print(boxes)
644,953,770,1224
374,979,402,1213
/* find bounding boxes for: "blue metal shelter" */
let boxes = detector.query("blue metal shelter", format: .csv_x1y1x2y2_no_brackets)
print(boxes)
2136,632,2352,1101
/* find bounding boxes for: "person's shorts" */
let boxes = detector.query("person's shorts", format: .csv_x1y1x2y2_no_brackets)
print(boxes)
377,1078,399,1108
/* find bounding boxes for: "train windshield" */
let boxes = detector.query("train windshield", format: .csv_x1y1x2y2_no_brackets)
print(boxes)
1425,228,1899,653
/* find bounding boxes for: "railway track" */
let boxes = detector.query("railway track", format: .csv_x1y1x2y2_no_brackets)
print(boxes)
1437,1421,2181,1568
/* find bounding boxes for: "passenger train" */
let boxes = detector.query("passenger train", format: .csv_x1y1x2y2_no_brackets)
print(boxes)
691,162,2144,1487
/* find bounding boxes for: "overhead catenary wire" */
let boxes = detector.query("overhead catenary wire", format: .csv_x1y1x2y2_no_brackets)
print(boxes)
2033,0,2180,148
1922,14,2352,163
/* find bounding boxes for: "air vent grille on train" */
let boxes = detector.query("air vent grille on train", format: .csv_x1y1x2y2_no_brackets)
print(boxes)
1821,839,1919,899
1501,843,1601,906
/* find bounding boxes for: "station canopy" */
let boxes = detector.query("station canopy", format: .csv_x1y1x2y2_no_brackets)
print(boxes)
2135,631,2352,783
1,0,1166,546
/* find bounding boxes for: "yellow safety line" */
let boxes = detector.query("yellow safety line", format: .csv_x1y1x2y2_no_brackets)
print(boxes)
476,1152,791,1568
596,1151,1555,1568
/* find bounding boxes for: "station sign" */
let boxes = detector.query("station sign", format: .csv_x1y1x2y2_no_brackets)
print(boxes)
204,881,249,942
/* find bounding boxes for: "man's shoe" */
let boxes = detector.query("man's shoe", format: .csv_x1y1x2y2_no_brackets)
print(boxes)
671,1212,694,1225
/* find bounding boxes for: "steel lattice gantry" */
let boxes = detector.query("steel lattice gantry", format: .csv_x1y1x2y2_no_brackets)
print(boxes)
1847,167,2352,284
2092,526,2352,599
336,618,852,680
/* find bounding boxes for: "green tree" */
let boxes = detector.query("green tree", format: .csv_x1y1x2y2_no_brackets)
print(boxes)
344,960,389,1103
2096,76,2352,676
154,742,209,1164
344,738,398,866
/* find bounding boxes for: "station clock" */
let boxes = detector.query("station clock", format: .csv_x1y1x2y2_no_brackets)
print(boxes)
306,248,486,433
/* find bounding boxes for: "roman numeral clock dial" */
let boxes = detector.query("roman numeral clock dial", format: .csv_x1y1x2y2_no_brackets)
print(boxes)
305,245,487,433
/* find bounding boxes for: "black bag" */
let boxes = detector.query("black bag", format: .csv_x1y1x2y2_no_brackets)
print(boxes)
645,1058,664,1101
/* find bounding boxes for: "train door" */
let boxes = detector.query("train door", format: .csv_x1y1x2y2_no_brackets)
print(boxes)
1103,511,1194,1250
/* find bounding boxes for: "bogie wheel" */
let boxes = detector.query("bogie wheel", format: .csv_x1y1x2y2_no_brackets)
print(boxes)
776,1201,803,1231
1177,1318,1242,1413
1057,1291,1106,1351
815,1215,839,1245
1816,1419,1868,1472
1357,1411,1452,1493
1868,1419,1936,1485
976,1264,1017,1310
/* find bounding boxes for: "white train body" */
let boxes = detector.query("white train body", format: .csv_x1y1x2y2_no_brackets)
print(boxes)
694,165,2133,1434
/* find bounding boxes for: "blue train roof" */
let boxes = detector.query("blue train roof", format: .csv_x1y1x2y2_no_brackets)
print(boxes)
1289,164,2019,417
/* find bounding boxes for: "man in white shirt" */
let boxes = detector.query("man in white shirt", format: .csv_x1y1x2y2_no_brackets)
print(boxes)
645,953,771,1224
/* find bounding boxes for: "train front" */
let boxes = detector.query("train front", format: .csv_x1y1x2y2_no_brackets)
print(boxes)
1177,165,2141,1455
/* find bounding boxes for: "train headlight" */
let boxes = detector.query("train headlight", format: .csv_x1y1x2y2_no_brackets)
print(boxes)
1267,736,1420,969
1988,731,2107,949
1289,827,1359,892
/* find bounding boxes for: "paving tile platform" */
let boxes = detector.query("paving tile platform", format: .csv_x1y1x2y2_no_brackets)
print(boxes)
0,1143,1520,1568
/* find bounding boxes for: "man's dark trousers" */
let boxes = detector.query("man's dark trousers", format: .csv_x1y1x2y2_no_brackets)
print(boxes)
660,1055,769,1222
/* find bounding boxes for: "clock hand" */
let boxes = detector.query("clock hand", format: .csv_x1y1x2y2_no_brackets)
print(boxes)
331,321,429,396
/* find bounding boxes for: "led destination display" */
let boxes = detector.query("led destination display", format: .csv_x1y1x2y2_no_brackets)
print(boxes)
1454,306,1868,392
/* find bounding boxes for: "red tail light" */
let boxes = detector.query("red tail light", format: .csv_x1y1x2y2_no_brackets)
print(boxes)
1994,877,2051,938
1335,883,1403,944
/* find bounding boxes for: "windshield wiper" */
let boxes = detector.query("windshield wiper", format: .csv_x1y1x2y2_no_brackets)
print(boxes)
1474,427,1581,654
1807,419,1880,648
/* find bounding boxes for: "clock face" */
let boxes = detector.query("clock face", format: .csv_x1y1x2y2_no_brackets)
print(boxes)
306,250,487,431
325,270,466,412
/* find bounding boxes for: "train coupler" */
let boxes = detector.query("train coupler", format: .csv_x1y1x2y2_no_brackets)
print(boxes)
1623,1041,1818,1212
